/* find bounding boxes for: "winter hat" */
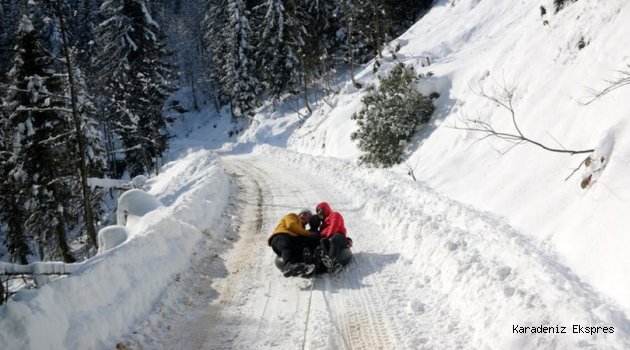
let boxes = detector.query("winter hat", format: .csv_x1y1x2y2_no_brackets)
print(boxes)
298,208,313,216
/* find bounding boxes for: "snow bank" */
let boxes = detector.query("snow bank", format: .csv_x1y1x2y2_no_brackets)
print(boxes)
255,145,630,349
97,225,128,253
0,149,229,349
267,0,630,315
116,189,163,226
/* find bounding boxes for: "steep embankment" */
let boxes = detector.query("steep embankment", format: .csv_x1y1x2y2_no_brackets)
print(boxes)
283,0,630,312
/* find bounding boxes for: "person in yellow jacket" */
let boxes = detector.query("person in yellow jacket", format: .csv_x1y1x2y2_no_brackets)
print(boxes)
269,209,320,277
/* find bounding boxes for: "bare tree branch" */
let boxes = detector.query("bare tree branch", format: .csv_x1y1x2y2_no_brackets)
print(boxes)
582,64,630,105
564,156,590,181
449,83,595,155
403,161,417,181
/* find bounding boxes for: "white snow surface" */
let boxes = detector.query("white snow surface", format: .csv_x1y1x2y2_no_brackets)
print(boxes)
3,0,630,348
284,0,630,314
0,150,229,349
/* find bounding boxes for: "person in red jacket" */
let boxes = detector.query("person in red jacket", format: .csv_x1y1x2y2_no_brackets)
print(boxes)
315,202,349,272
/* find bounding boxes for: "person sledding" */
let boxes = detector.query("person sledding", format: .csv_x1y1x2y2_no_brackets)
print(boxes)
268,209,320,277
314,202,353,274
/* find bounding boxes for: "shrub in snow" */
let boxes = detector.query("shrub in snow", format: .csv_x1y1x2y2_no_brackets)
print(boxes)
116,189,163,226
579,129,614,189
351,63,435,167
97,226,129,253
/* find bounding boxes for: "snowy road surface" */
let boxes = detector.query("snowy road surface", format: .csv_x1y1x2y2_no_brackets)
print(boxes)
123,153,630,349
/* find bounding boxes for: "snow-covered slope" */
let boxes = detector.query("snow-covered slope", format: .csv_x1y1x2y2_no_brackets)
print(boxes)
262,0,630,313
0,149,229,349
2,0,630,348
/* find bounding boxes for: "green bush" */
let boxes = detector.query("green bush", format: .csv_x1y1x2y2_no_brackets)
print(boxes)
351,63,435,167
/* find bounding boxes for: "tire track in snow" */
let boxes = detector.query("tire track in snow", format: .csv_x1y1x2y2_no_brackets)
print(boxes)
197,161,273,349
225,157,414,350
257,146,630,349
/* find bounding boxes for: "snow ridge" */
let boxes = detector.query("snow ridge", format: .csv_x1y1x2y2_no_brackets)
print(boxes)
0,150,229,349
256,144,630,349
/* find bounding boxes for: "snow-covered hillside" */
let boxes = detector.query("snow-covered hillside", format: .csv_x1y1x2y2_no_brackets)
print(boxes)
2,0,630,349
272,0,630,313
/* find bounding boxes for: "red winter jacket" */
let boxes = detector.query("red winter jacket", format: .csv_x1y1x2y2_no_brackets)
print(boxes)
316,202,347,238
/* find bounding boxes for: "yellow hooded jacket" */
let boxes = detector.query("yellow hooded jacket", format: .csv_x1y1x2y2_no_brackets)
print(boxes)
268,213,311,246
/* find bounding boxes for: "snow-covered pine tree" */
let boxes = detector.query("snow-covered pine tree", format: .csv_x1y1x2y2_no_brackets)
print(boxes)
96,0,175,176
0,0,26,81
52,0,109,250
64,0,101,70
203,0,231,107
223,0,260,118
254,0,303,101
160,0,207,112
337,0,367,88
298,0,341,111
300,0,344,94
1,2,31,264
351,63,435,167
0,76,30,264
2,14,82,262
0,2,6,79
380,0,433,33
358,0,391,60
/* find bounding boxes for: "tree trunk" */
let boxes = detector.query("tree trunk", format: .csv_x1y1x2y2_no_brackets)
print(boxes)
53,0,98,248
298,54,312,115
303,76,312,115
344,1,359,88
56,221,75,263
0,277,5,304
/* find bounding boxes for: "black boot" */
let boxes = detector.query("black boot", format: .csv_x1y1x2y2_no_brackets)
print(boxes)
303,247,313,264
320,255,342,274
283,262,305,277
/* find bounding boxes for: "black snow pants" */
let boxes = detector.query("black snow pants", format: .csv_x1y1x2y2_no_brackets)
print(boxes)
271,233,304,265
320,233,347,263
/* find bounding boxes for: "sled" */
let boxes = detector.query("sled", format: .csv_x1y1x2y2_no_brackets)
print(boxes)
274,246,353,274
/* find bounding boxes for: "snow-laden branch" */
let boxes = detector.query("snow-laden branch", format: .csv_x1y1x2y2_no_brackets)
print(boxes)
88,177,135,190
16,106,73,113
0,261,83,275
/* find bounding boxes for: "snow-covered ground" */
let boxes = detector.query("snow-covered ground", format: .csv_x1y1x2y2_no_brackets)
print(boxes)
120,150,630,349
0,149,229,349
2,0,630,348
283,0,630,314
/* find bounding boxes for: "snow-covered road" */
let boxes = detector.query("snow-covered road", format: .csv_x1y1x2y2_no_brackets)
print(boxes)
123,152,630,349
165,155,420,349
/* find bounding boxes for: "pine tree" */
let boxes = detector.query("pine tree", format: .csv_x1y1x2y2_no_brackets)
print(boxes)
203,0,231,107
51,0,107,248
2,14,80,262
0,2,6,78
223,0,260,118
0,0,25,81
158,0,207,111
96,0,175,176
351,63,435,167
0,80,29,264
254,0,303,100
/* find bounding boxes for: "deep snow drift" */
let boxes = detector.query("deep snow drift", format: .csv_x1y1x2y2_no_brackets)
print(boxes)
0,149,229,349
